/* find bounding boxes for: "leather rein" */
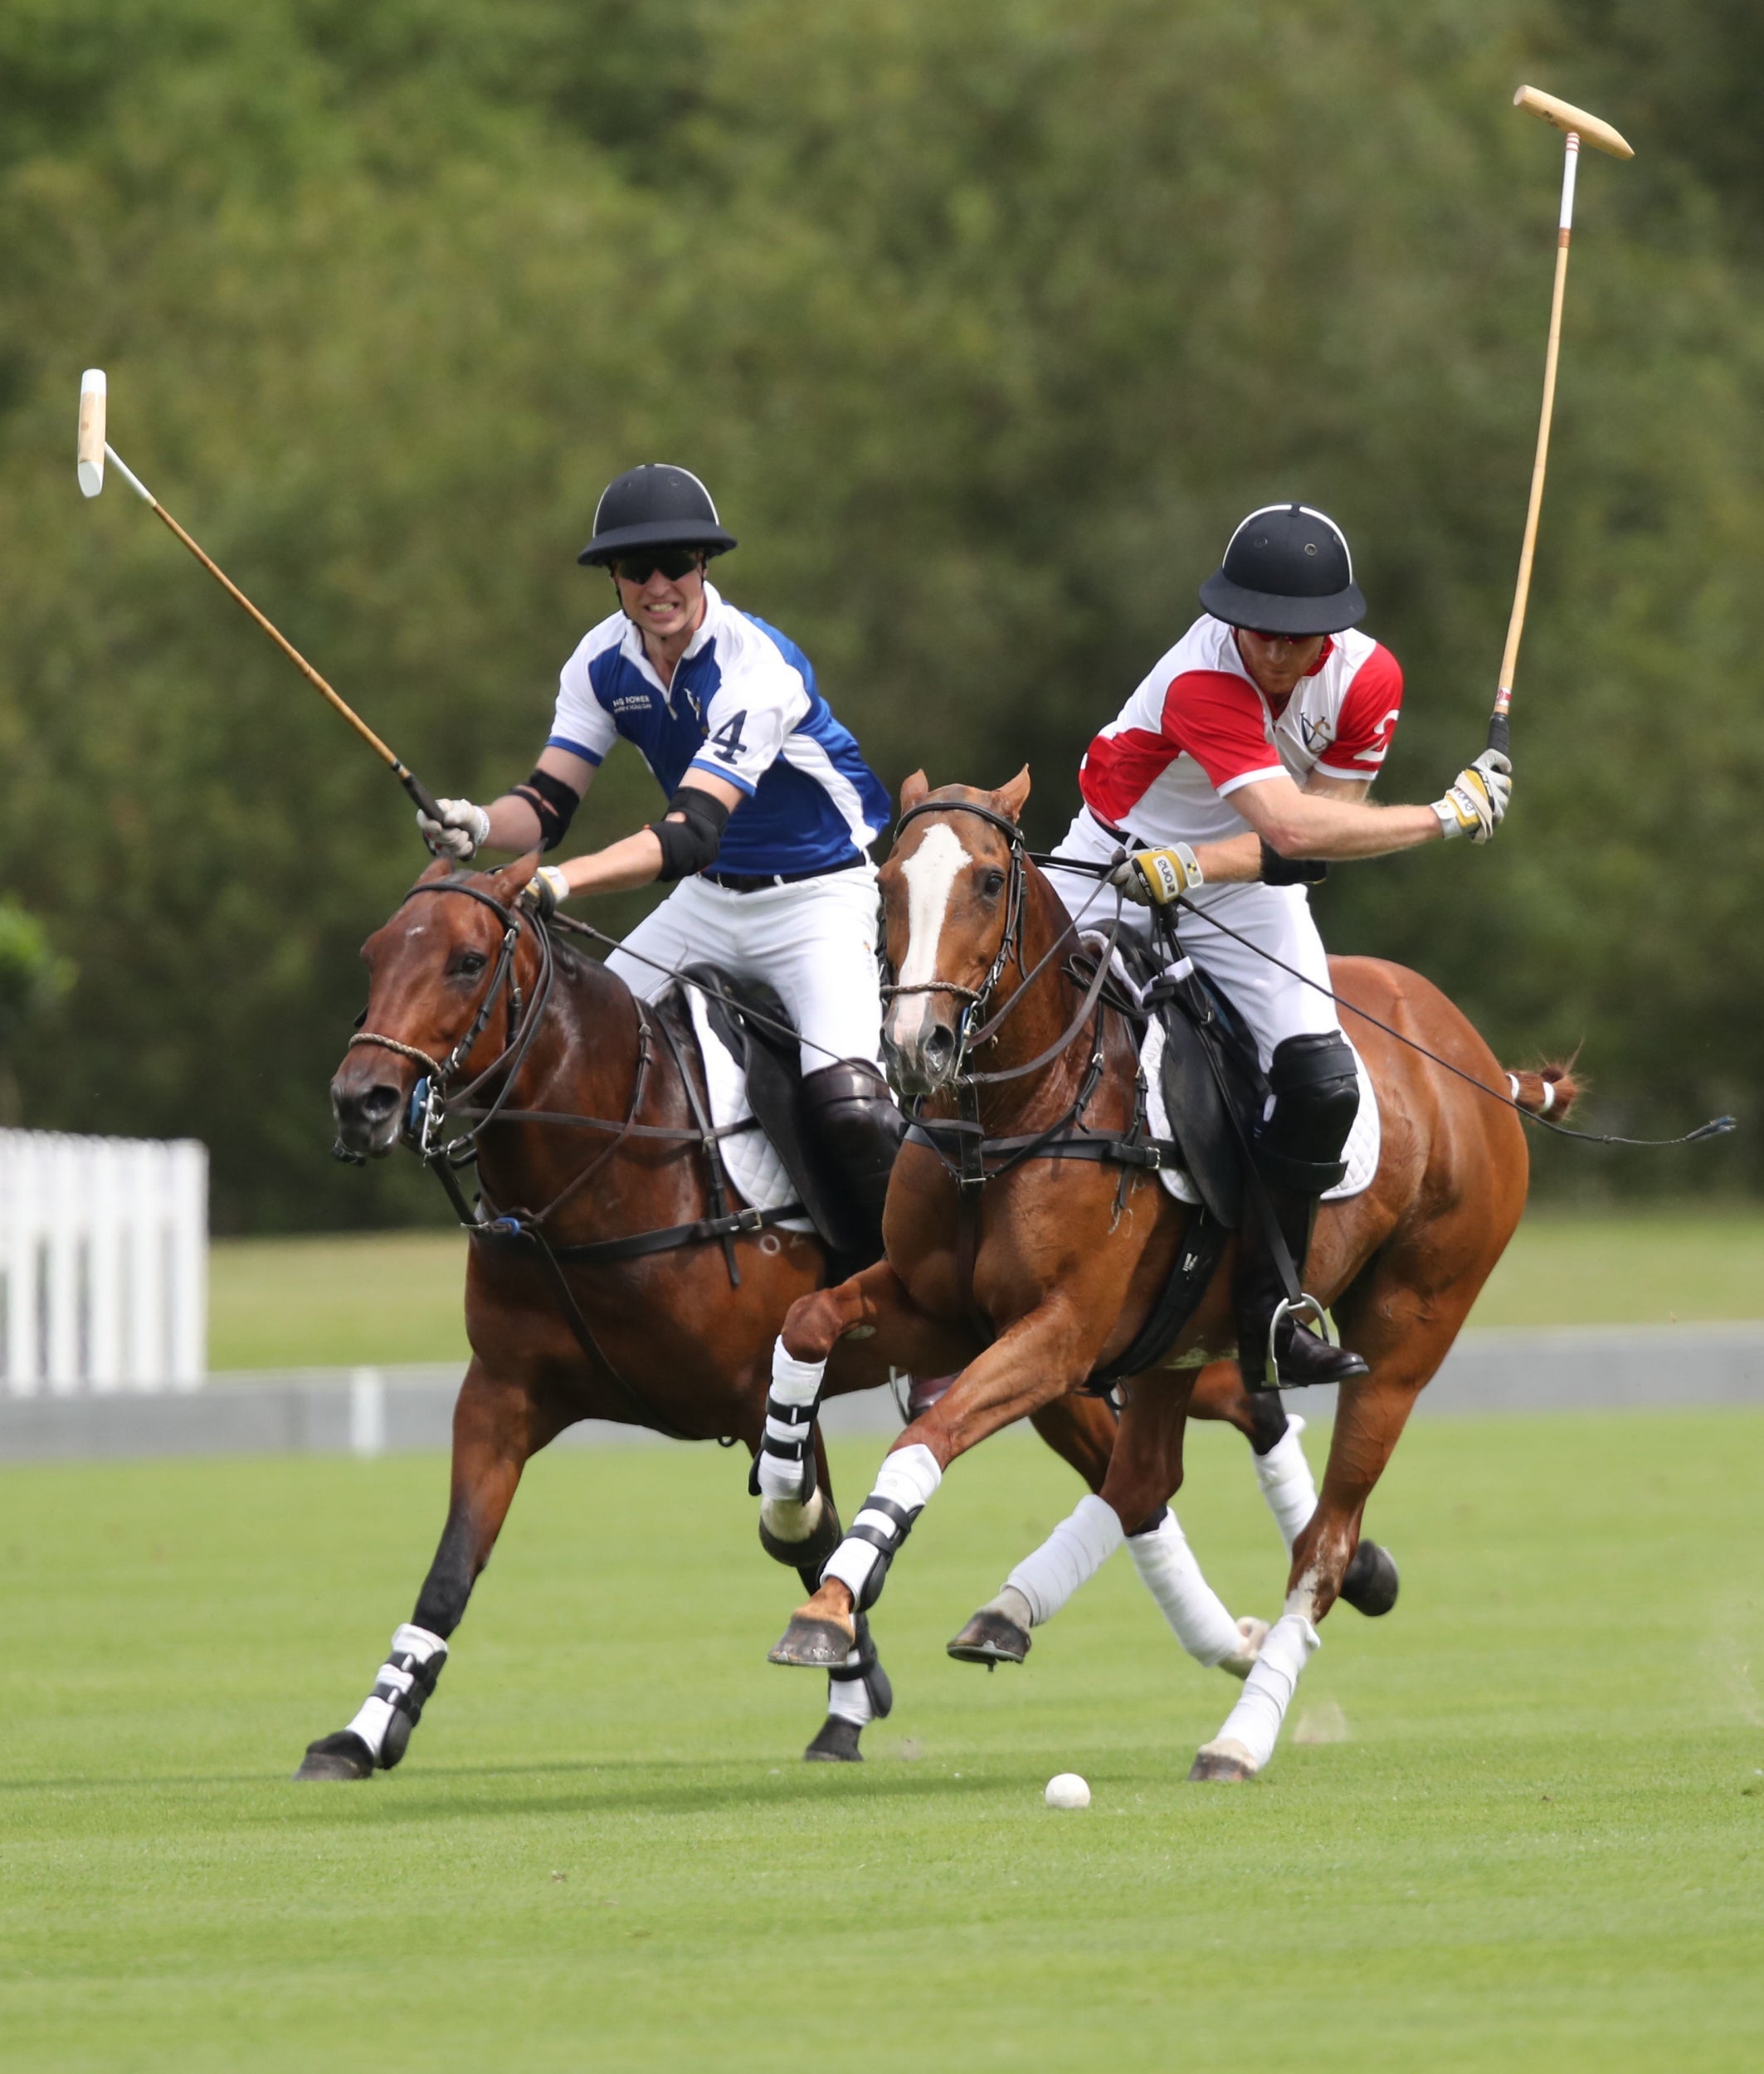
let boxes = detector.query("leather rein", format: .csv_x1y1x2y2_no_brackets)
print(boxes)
883,800,1139,1185
344,877,801,1436
880,802,1218,1380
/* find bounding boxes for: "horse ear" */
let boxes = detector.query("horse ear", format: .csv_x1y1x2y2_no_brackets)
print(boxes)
490,851,540,896
899,769,930,815
417,856,454,884
993,765,1032,823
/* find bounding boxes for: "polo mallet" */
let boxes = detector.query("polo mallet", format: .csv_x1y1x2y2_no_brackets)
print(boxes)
1489,87,1635,757
76,369,443,822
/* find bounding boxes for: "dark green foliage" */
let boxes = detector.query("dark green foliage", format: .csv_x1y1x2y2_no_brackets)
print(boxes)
1,0,1759,1225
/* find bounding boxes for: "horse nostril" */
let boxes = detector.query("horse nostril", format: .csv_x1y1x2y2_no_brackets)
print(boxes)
923,1026,955,1069
336,1081,402,1126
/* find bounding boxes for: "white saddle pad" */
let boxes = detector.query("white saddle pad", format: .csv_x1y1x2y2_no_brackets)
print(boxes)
684,985,816,1230
1142,1020,1381,1207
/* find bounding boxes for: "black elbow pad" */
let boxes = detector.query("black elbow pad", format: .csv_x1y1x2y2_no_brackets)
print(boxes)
1260,839,1328,886
511,767,582,852
651,786,730,881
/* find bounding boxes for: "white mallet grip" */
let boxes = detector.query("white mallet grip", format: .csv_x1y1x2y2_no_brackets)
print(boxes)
77,368,107,498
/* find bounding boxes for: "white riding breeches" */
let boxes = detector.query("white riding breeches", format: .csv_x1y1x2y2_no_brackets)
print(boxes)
605,864,883,1075
1045,809,1341,1069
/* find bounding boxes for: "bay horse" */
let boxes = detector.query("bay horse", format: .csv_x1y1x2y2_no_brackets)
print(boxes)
297,851,1157,1777
766,770,1573,1780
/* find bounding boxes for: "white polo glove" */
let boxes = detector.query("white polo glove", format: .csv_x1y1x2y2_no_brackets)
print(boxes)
1432,750,1512,844
417,797,491,860
1110,842,1205,906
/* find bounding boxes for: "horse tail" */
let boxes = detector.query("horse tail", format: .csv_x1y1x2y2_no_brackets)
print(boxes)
1504,1059,1581,1121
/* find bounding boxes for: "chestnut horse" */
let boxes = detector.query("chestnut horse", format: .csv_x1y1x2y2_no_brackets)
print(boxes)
767,772,1572,1781
298,852,1148,1778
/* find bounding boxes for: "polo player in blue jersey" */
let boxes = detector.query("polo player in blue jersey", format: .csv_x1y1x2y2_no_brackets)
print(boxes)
419,463,900,1249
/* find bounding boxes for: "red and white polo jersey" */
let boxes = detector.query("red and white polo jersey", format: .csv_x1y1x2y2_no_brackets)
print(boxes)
1077,616,1404,846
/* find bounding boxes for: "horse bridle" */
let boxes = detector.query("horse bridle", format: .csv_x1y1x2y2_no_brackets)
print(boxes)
880,798,1029,1064
347,877,558,1159
880,798,1123,1088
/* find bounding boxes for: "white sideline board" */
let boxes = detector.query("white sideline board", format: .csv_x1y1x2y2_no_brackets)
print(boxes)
0,1130,207,1395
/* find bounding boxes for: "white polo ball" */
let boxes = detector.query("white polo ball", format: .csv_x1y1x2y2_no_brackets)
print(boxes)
1044,1771,1090,1809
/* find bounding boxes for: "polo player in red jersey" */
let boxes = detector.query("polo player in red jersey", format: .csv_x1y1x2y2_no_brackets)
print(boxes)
1045,503,1511,1390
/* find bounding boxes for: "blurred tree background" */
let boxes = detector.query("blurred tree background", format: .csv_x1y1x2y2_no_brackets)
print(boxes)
1,0,1758,1229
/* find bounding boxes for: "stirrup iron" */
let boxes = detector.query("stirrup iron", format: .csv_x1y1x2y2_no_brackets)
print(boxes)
1265,1292,1332,1387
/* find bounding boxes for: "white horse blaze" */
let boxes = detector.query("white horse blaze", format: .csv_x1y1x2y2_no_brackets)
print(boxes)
887,823,971,1051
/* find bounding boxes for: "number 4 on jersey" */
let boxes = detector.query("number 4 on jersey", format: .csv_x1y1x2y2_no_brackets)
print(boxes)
709,710,748,763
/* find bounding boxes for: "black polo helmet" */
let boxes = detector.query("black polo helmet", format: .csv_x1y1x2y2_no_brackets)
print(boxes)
577,463,738,567
1198,504,1366,635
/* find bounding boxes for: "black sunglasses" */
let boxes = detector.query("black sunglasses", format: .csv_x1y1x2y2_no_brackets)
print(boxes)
611,548,705,584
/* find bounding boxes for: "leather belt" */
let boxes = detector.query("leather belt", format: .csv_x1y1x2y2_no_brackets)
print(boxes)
701,853,866,894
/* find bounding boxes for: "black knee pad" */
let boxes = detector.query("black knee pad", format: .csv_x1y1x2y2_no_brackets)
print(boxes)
1255,1033,1358,1194
802,1064,906,1187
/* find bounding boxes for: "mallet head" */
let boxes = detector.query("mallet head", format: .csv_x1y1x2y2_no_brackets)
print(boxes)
77,368,107,497
1513,85,1634,161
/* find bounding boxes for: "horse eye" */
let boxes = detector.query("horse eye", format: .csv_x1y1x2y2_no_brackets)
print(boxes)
454,951,488,978
980,869,1006,898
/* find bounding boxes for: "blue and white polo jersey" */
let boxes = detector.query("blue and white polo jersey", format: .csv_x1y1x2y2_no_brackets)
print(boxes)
548,583,891,878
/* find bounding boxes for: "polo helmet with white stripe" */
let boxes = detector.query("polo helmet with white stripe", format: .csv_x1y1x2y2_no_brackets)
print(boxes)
577,464,738,566
1199,504,1366,636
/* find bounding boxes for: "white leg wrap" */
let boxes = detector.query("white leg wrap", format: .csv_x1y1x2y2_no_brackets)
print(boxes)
1254,1414,1318,1553
1126,1510,1244,1667
822,1444,942,1605
1004,1493,1123,1629
757,1344,830,1503
1205,1609,1319,1772
344,1622,448,1764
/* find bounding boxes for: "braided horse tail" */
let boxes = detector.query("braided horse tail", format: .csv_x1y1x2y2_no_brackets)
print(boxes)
1506,1060,1581,1120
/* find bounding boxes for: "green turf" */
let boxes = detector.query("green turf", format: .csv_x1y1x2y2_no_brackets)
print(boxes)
2,1414,1761,2071
207,1210,1764,1370
208,1229,471,1369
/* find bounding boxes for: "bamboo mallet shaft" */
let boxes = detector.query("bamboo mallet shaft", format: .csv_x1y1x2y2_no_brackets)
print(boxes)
80,377,441,821
1490,88,1634,757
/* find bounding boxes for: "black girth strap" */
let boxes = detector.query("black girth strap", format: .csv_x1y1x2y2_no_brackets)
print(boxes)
1084,1209,1227,1391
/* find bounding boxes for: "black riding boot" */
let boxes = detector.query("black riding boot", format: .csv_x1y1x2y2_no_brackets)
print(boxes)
1236,1031,1372,1393
800,1063,906,1262
1236,1183,1371,1390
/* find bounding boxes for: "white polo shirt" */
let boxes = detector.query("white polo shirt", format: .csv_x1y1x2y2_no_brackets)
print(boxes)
1077,615,1405,846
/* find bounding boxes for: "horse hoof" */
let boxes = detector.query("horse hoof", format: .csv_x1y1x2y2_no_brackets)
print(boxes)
1340,1540,1400,1617
946,1608,1031,1667
1217,1616,1269,1679
1187,1737,1258,1784
768,1613,854,1668
293,1730,376,1782
803,1716,863,1763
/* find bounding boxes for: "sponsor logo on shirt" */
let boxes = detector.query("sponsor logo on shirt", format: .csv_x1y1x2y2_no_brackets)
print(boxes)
610,694,653,714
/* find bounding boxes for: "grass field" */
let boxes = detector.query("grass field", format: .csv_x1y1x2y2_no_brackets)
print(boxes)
207,1209,1764,1370
2,1413,1761,2071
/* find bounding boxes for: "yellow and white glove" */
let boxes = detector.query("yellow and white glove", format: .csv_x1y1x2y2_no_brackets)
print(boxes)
1432,750,1512,844
521,865,572,918
1109,842,1204,906
417,796,491,860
